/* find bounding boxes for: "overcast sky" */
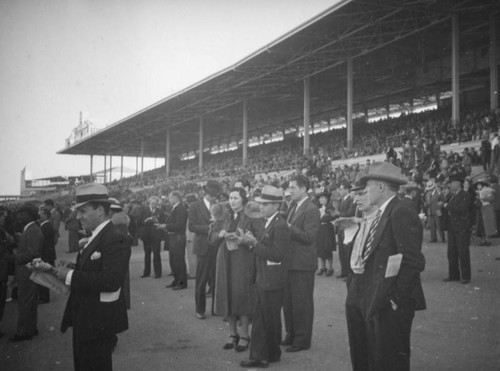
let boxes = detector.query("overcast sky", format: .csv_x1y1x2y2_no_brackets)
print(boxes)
0,0,338,195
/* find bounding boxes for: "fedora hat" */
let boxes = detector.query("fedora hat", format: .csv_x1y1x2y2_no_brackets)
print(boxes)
474,178,490,187
254,185,284,203
359,161,407,186
351,172,366,192
74,183,112,209
203,180,220,198
402,181,419,192
109,197,122,211
244,201,262,218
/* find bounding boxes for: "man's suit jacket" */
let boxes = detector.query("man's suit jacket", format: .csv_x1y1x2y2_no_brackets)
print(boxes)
287,198,320,271
400,196,418,213
446,189,472,233
346,197,426,319
61,221,130,341
140,207,165,243
40,221,56,263
425,189,443,216
14,222,43,283
188,199,212,256
49,209,61,241
252,213,291,291
164,203,188,235
338,194,356,218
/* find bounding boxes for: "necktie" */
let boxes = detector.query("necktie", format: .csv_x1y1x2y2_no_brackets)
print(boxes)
362,209,382,260
287,204,297,223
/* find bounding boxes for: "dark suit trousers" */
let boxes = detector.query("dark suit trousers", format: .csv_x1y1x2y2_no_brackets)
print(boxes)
337,232,352,277
142,239,162,277
169,234,187,286
429,215,445,242
73,330,113,371
447,229,471,281
16,274,38,336
250,288,283,362
0,281,6,325
346,301,415,371
283,270,315,349
195,248,217,314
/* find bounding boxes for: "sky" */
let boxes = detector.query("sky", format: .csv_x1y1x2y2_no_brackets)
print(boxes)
0,0,339,195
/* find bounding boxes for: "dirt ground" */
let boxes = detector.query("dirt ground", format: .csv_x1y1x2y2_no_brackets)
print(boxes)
1,227,499,371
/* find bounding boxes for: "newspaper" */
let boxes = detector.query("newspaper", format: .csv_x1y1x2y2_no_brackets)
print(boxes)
30,271,70,296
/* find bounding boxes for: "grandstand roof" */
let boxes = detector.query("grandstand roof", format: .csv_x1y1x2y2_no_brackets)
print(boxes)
59,0,499,158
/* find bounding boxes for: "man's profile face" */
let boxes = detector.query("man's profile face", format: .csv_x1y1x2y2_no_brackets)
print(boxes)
354,189,371,212
289,181,306,202
259,202,279,219
77,204,102,231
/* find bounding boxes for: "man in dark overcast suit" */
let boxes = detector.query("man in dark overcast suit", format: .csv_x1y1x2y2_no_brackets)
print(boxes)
346,162,426,371
188,181,220,319
10,204,43,342
282,174,320,352
38,207,56,304
159,191,189,290
34,183,131,371
336,181,356,278
240,185,291,369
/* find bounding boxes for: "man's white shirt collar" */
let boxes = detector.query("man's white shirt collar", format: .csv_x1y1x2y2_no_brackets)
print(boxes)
265,211,279,229
83,220,111,250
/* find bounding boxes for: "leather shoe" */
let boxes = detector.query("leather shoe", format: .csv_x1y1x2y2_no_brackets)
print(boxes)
165,281,177,288
154,275,161,279
172,285,187,290
196,313,206,319
286,346,304,353
140,274,150,278
443,278,460,282
280,337,293,346
461,279,471,284
240,360,268,368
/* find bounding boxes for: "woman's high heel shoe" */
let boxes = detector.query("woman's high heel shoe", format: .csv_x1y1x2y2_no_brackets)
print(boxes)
235,336,250,352
223,334,239,350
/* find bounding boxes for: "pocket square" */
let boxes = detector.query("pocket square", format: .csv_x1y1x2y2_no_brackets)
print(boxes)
90,251,102,260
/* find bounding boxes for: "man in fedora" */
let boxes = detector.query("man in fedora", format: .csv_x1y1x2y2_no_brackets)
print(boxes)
35,183,131,370
443,169,472,283
345,162,426,371
188,180,220,319
240,186,291,368
282,174,320,352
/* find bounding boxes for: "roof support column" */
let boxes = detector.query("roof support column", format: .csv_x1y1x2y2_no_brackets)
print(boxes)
303,77,310,156
347,57,353,150
140,138,144,186
451,13,460,127
109,156,113,183
242,100,248,167
90,154,93,182
490,14,498,111
199,116,204,174
165,128,171,178
120,156,124,180
103,155,107,183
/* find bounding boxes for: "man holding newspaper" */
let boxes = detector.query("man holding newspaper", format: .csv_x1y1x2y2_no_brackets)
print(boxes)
30,183,131,371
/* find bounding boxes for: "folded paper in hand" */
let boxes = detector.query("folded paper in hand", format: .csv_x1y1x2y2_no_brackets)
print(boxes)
385,253,403,278
30,271,70,296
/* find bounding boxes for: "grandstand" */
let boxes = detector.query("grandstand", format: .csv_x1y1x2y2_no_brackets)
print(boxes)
58,0,499,187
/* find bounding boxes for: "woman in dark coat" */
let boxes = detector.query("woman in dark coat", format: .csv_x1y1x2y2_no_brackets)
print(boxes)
316,192,337,277
214,188,261,353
